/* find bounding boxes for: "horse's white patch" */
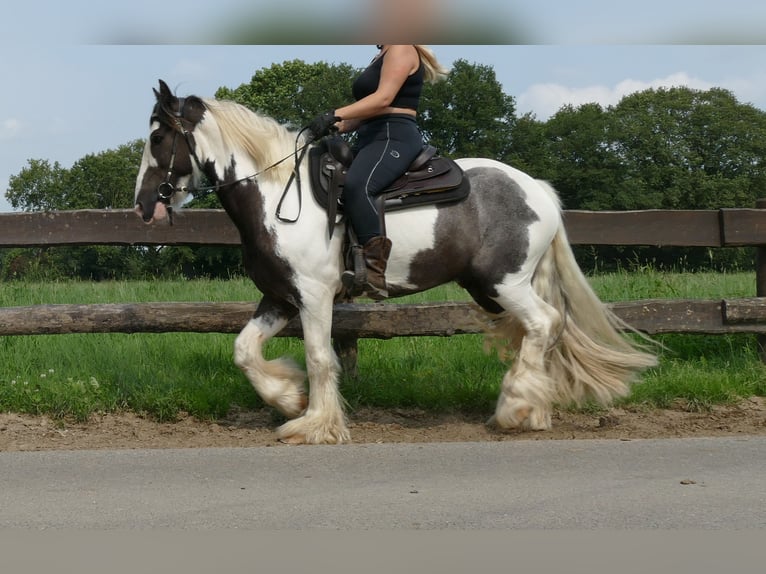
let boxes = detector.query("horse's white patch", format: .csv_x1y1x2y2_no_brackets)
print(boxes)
385,205,439,289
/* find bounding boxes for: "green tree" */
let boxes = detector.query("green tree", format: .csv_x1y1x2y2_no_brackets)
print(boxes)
608,87,766,210
215,59,358,127
505,112,555,179
63,140,144,209
538,102,624,210
3,141,147,280
215,58,518,161
420,59,516,159
536,87,766,271
6,140,143,212
6,159,67,211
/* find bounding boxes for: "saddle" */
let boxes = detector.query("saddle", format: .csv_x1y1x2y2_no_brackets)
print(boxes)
308,136,470,239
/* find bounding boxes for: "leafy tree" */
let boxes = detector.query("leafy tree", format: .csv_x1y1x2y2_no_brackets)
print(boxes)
6,140,144,212
216,58,518,161
10,62,766,278
532,87,766,271
420,59,516,159
541,102,624,210
64,140,144,209
215,59,358,127
6,159,67,211
505,112,555,179
3,141,147,280
607,87,766,210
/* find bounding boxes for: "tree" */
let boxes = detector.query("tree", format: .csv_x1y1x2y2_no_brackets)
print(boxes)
215,58,518,161
606,87,766,210
3,141,148,280
6,159,67,211
420,59,516,159
215,59,358,127
545,103,632,211
64,140,144,209
505,112,555,179
5,140,144,212
536,87,766,270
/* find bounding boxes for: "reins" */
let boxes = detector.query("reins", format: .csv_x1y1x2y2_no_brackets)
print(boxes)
178,138,311,197
275,127,313,223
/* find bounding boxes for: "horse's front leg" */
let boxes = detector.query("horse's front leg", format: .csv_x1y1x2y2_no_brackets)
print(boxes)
277,292,349,445
234,296,307,418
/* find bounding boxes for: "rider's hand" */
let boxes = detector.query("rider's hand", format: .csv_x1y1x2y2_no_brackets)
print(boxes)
307,111,340,140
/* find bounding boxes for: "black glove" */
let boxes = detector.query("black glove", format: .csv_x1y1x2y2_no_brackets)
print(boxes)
307,111,340,140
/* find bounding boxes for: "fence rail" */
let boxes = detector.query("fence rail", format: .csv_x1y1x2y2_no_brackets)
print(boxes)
1,207,766,248
1,298,766,337
2,208,766,342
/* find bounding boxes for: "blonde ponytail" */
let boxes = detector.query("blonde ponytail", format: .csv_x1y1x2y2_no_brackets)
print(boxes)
414,45,449,83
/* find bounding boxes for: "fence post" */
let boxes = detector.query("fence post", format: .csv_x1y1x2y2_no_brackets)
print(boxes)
756,198,766,362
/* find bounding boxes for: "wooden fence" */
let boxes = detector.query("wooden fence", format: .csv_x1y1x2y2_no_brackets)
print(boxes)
2,207,766,345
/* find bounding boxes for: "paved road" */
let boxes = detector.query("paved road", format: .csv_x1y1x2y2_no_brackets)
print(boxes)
1,436,765,529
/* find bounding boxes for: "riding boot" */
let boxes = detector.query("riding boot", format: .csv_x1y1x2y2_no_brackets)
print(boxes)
361,236,392,300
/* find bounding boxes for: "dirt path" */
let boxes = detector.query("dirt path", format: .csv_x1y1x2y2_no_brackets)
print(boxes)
2,397,765,451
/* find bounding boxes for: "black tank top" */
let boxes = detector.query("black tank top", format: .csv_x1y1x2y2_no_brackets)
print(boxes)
352,51,424,111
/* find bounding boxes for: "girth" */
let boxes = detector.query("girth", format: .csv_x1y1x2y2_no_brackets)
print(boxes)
308,136,469,238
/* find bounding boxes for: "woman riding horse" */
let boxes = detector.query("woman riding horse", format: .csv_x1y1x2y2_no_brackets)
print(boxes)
308,45,448,299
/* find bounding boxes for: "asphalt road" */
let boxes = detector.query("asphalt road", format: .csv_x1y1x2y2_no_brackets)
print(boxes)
1,436,765,529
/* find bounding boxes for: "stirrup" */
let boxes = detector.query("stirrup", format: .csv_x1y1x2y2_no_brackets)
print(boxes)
341,271,388,300
341,244,367,297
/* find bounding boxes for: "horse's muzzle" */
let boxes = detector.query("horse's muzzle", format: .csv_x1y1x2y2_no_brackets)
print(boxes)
135,200,168,223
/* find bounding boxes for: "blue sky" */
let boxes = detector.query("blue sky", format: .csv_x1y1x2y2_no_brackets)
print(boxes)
2,1,766,212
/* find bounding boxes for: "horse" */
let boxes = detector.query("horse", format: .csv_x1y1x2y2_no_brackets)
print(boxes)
134,79,657,444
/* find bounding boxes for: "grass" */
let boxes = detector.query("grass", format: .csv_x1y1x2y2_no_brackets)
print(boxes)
0,270,764,422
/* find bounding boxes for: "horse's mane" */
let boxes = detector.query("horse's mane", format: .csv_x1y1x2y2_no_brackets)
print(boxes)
201,98,303,185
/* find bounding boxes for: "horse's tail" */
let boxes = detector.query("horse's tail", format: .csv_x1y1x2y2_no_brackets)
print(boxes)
532,181,658,406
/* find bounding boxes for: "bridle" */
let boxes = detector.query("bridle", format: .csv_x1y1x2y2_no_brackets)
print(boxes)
153,98,206,204
152,97,315,222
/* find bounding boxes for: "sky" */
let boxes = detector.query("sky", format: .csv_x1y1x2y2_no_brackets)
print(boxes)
3,0,766,212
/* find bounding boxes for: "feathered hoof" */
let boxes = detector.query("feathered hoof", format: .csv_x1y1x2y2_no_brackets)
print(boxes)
490,398,552,431
277,414,350,445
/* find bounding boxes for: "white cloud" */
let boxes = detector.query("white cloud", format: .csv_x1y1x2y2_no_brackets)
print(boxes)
517,72,715,120
717,71,766,109
0,118,22,140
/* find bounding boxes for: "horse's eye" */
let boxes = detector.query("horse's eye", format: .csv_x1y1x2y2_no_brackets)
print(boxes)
150,131,163,145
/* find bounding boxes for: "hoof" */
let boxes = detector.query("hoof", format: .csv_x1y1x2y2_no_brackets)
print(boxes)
492,398,551,431
277,416,350,445
278,434,307,445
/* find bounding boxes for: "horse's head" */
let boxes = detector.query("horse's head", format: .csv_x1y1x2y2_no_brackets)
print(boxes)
134,79,207,223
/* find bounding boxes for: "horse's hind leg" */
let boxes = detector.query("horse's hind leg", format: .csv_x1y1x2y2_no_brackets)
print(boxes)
488,283,562,431
234,296,307,418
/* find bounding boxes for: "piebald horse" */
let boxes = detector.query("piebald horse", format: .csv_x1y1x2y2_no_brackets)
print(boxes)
134,80,656,444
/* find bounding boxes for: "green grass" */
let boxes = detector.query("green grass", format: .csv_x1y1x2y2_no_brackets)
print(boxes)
1,271,764,421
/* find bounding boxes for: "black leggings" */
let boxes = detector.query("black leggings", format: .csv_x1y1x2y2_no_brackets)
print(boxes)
343,114,424,245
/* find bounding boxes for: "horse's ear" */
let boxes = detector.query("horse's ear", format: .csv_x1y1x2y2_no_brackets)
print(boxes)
156,79,175,104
